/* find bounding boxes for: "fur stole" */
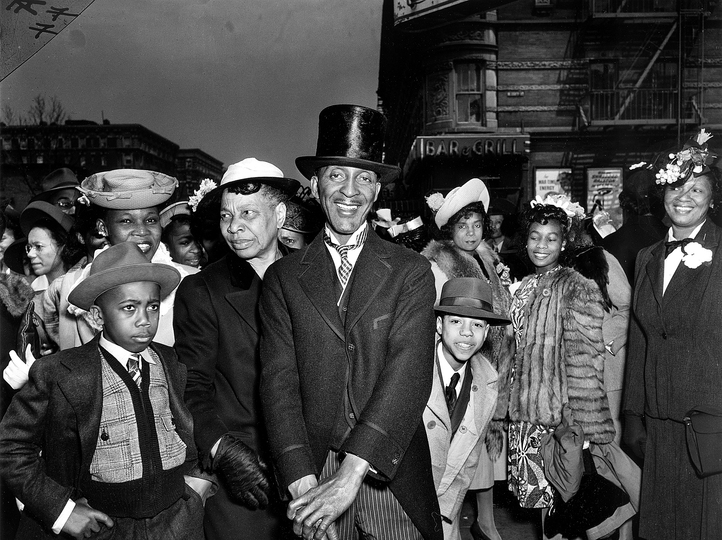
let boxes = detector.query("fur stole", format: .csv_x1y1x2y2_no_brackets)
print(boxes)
422,240,516,459
508,267,615,444
0,273,34,317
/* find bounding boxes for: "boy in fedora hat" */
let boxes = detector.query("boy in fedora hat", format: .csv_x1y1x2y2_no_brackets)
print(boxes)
423,277,510,540
0,243,206,540
260,105,441,540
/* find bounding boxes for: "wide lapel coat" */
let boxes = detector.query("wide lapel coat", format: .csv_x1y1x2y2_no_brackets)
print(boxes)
624,219,722,419
260,229,443,540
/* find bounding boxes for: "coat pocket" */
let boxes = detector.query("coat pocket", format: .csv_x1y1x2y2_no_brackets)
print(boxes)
90,422,136,483
156,413,187,470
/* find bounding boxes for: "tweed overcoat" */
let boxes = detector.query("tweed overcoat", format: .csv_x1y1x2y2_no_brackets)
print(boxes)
0,337,195,538
259,229,442,540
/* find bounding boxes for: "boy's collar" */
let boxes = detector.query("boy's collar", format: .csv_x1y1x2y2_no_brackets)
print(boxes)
99,334,156,366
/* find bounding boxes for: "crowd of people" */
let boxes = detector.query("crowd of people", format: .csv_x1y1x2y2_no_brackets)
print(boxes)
0,105,720,540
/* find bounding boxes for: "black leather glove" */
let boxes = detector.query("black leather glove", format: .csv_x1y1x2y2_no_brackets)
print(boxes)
213,433,270,509
622,413,647,462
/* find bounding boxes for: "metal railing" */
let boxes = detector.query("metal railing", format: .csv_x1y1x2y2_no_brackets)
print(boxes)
589,88,698,122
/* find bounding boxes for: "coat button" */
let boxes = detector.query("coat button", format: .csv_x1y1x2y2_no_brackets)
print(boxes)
662,331,667,339
459,425,468,434
471,385,478,392
348,344,355,352
427,420,436,429
349,412,355,419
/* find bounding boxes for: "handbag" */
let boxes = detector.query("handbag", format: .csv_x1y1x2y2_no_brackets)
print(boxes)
684,406,722,478
544,449,631,540
540,404,584,502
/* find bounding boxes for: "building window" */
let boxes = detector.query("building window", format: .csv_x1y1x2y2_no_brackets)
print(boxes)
455,62,484,125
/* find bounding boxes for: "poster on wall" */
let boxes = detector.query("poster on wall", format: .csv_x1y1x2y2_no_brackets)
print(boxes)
586,167,623,229
534,168,573,199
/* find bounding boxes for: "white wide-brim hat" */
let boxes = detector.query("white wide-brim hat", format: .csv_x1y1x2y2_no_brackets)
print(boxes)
434,178,490,229
80,169,178,210
160,201,192,229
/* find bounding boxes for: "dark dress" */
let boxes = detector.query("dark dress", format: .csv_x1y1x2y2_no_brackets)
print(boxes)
624,219,722,540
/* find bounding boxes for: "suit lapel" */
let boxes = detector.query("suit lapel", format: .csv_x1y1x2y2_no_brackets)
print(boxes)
644,241,665,308
299,238,344,340
57,338,103,475
223,255,261,334
346,232,391,332
427,348,451,431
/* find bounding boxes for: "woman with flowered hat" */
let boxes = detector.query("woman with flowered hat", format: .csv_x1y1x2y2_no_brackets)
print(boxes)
422,178,515,540
507,194,635,538
623,130,722,540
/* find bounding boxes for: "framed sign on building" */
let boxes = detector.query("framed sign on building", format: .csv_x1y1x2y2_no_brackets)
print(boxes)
534,168,573,199
586,167,623,229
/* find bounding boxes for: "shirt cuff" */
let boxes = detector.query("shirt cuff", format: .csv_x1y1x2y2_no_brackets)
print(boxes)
52,499,76,535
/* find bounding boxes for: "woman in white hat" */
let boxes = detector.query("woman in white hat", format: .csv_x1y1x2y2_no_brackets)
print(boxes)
422,178,515,540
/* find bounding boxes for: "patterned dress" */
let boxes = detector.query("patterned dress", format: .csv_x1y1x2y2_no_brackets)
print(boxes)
507,269,559,509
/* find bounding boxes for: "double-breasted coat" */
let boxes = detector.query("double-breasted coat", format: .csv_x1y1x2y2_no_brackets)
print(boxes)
259,230,442,540
624,218,722,540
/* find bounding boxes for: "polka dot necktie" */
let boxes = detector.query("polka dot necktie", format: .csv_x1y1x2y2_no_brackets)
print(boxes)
127,354,142,387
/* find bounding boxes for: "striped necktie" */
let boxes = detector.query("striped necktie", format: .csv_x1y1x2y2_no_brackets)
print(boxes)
127,353,142,387
324,228,367,287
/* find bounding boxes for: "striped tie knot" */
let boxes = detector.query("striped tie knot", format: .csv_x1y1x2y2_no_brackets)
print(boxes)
127,354,142,387
324,228,368,287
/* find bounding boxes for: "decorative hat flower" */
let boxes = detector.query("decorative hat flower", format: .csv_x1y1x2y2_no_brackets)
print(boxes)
188,178,218,212
425,192,445,213
656,129,716,186
682,242,713,269
529,193,585,220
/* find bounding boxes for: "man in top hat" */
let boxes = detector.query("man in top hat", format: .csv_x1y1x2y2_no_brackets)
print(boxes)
423,277,510,540
260,104,441,540
173,158,299,539
30,168,80,215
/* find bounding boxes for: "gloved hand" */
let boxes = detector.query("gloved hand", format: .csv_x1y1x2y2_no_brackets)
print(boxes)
622,413,647,461
3,345,37,390
213,433,270,509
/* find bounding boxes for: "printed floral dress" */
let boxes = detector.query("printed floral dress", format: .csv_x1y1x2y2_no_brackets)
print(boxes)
507,270,557,509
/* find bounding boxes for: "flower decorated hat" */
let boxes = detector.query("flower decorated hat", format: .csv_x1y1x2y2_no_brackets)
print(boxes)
427,178,491,229
655,129,717,186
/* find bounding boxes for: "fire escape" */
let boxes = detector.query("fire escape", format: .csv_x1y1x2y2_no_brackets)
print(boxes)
585,0,710,139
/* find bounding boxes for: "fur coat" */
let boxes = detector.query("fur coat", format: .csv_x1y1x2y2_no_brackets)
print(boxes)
421,240,516,459
508,267,615,444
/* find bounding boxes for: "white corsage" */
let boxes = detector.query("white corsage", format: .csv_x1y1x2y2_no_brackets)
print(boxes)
188,178,217,212
425,192,445,213
529,193,585,219
496,261,512,287
682,242,713,269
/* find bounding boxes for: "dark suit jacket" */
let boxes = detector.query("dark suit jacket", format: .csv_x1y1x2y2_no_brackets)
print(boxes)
603,214,668,283
259,230,442,540
0,336,195,537
623,219,722,420
174,254,267,464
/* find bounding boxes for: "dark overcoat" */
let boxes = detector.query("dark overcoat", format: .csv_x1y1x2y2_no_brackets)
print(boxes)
174,253,287,538
259,230,442,540
0,337,195,539
624,218,722,540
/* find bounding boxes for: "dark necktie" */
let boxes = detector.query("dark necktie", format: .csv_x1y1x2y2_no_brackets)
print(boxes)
665,238,694,257
127,353,142,387
445,372,460,414
324,228,367,287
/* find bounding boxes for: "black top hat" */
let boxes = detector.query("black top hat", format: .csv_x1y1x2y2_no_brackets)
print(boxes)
296,104,400,184
435,277,510,325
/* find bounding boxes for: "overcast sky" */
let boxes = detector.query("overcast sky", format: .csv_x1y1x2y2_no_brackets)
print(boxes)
1,0,384,184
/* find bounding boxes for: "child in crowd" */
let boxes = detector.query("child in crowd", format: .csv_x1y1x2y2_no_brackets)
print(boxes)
423,277,511,540
0,242,205,540
160,201,205,268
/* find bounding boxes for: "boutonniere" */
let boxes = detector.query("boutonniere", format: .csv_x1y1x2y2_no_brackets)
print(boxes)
682,242,713,269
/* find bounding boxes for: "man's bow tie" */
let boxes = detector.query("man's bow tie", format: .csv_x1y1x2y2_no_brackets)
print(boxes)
664,238,694,257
